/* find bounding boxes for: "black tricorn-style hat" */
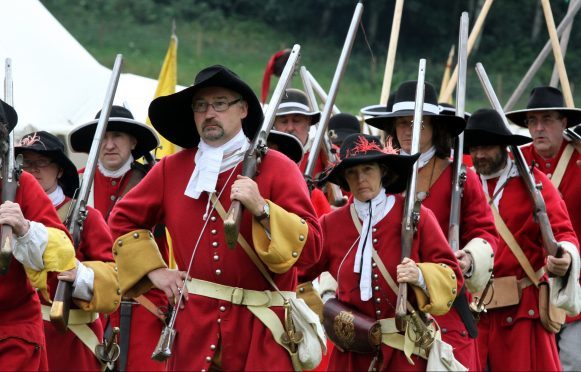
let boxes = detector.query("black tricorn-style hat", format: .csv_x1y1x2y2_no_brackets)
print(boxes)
506,86,581,128
320,133,419,194
464,108,532,148
148,65,264,148
275,88,321,125
366,81,466,137
267,129,304,164
328,113,360,146
16,131,79,198
0,99,17,133
69,106,159,159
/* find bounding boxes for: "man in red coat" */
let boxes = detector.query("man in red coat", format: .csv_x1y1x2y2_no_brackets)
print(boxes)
69,106,168,371
506,87,581,371
0,99,76,370
466,108,580,371
109,65,323,371
16,130,119,371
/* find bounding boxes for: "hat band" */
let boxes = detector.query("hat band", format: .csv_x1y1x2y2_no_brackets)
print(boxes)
392,101,440,115
279,102,311,112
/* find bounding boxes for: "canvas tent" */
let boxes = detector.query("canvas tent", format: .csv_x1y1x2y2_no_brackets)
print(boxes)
0,0,184,152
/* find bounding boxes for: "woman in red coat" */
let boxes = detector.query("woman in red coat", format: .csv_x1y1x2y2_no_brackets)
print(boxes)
16,130,119,371
367,81,499,370
309,133,462,371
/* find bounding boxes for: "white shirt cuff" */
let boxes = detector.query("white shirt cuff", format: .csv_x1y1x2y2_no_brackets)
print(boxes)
72,261,94,302
417,267,429,296
13,221,48,271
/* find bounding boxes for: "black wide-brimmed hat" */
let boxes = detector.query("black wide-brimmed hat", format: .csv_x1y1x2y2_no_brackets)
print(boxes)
438,102,471,120
328,113,360,146
365,81,466,136
360,93,395,118
149,65,264,148
464,108,532,148
16,131,79,198
0,99,17,133
506,86,581,128
320,133,419,194
69,106,159,159
275,88,321,125
267,130,304,164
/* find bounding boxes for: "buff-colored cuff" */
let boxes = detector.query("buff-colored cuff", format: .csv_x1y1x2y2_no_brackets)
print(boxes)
74,261,121,314
252,200,308,274
297,281,324,321
463,238,495,293
25,227,76,302
413,263,458,316
113,230,167,298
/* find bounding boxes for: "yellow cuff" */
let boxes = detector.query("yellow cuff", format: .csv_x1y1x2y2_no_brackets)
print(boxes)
296,281,324,321
25,228,76,302
114,230,167,298
413,263,458,316
252,200,308,274
74,261,121,314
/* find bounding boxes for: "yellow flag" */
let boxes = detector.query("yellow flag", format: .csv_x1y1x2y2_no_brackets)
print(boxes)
147,33,178,158
148,32,179,269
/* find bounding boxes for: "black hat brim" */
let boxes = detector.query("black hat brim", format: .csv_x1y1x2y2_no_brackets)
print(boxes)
69,118,159,159
506,107,581,129
267,131,304,164
322,152,420,194
0,100,17,133
148,69,264,148
365,110,466,137
464,129,532,149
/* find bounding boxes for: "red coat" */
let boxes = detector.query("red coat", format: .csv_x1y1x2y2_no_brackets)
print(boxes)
420,163,499,370
109,148,322,371
314,196,462,371
87,166,143,221
39,199,113,371
521,142,581,323
300,148,328,178
0,172,70,370
477,167,578,370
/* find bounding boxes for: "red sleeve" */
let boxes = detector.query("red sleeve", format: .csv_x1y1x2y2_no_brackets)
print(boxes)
78,206,114,262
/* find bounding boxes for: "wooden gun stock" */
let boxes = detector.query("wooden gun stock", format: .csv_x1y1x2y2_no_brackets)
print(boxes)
49,280,73,332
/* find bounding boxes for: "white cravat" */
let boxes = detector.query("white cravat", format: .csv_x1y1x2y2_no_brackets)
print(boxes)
97,154,134,178
400,145,436,169
185,129,250,199
47,185,66,207
479,158,519,210
353,188,395,301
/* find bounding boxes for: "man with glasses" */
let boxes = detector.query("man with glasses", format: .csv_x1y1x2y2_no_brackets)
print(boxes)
506,86,581,371
108,65,322,371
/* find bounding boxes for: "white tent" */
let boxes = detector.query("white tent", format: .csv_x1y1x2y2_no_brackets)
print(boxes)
0,0,184,145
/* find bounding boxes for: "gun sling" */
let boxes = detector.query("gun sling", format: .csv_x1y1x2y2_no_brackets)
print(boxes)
41,305,100,357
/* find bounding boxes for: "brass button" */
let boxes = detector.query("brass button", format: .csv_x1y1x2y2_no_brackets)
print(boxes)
213,255,219,261
506,316,513,323
447,301,452,308
372,238,378,244
298,234,305,241
215,269,222,276
300,219,306,224
113,250,118,256
210,216,217,222
292,251,298,258
372,228,377,233
219,306,226,312
113,300,119,305
375,309,381,316
451,274,456,280
371,262,377,268
452,288,456,294
299,287,305,293
375,298,381,304
210,345,216,350
212,242,219,247
373,273,379,280
442,328,448,334
211,229,217,235
112,180,117,186
217,318,221,324
205,356,211,362
117,240,123,246
114,266,118,272
133,232,139,239
374,286,380,292
117,288,121,295
528,309,535,316
110,195,116,201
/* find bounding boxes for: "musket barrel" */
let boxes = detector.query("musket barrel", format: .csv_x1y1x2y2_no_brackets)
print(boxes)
306,70,340,115
303,1,363,179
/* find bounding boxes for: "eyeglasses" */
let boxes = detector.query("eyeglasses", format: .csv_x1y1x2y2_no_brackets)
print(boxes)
22,159,54,169
394,119,425,130
524,115,562,127
191,98,242,113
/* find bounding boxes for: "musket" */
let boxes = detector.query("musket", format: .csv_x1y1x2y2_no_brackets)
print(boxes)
448,13,469,252
305,70,341,116
476,63,562,258
303,1,363,184
395,59,426,331
0,58,21,275
50,54,124,332
223,44,301,248
564,123,581,142
299,66,346,207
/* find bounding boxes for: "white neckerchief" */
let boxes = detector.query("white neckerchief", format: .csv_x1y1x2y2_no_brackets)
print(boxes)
185,129,249,199
479,158,519,210
401,145,436,169
47,185,66,207
353,188,395,301
303,135,313,153
98,154,134,178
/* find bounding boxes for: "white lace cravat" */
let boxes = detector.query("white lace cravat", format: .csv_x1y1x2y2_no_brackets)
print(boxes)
353,188,395,301
400,145,435,169
47,185,66,207
185,129,249,199
97,154,134,178
479,158,519,210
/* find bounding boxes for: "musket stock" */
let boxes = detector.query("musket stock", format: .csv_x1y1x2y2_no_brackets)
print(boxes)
51,54,124,330
0,58,20,275
475,63,562,258
223,44,301,249
396,59,426,331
